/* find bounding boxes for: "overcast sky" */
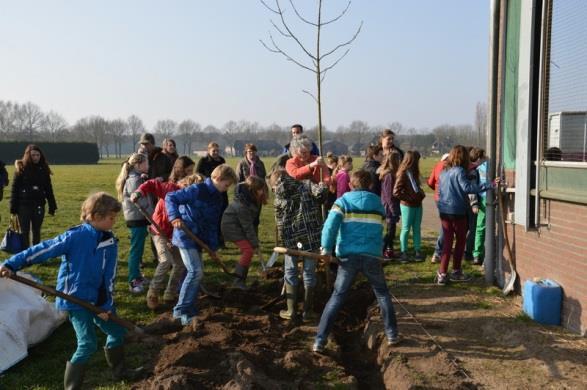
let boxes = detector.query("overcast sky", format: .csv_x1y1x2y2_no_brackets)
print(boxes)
0,0,489,131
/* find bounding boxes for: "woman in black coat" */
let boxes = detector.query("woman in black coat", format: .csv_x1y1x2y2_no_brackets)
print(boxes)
10,144,57,248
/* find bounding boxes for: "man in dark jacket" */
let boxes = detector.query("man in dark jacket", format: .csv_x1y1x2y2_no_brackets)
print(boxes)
283,124,320,156
138,133,172,180
196,142,226,178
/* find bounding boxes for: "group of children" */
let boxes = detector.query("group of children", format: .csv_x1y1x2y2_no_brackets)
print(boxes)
0,132,498,388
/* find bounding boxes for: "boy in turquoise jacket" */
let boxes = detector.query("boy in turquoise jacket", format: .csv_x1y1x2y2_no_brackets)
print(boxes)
313,170,400,352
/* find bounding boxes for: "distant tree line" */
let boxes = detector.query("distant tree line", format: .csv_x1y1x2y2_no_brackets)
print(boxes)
0,99,487,158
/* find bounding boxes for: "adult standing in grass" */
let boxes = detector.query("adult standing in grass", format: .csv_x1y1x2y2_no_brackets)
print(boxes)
116,153,153,294
393,150,426,263
380,129,405,160
283,124,320,156
235,143,267,183
435,145,496,285
138,133,173,181
196,142,226,178
285,135,330,185
10,144,57,248
161,138,179,167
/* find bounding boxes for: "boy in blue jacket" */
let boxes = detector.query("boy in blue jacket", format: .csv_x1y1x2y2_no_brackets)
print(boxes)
313,170,400,353
166,164,237,329
0,192,137,389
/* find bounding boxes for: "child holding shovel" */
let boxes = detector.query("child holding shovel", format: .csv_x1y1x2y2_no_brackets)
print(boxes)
313,170,400,353
0,192,141,389
165,164,237,330
130,156,197,309
221,175,269,289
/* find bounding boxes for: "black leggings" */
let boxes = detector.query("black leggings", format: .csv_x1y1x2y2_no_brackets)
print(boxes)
383,221,397,251
18,205,45,249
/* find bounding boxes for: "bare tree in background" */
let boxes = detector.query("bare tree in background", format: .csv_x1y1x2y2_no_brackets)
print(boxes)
14,102,44,141
348,120,371,146
41,111,68,141
178,119,201,154
153,119,177,140
388,121,404,135
260,0,362,154
110,119,128,157
127,115,145,148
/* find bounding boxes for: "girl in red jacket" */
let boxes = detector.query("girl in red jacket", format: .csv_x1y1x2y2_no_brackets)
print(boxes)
130,156,197,309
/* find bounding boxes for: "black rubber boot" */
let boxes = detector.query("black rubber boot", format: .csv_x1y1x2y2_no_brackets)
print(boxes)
64,361,86,390
233,264,249,290
279,283,298,320
104,345,143,381
302,286,317,322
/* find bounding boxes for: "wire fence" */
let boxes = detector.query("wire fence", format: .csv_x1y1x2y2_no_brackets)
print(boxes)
544,0,587,162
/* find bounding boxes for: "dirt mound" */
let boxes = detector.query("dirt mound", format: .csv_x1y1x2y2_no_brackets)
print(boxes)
132,280,360,389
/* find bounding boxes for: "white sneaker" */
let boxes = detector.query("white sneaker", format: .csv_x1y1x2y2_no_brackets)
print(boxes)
129,278,145,294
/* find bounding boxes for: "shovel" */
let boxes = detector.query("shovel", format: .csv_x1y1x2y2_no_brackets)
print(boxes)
8,273,143,334
133,202,174,250
497,181,517,295
178,225,240,279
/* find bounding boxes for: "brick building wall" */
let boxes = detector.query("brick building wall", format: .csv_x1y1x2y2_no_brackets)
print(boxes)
509,200,587,335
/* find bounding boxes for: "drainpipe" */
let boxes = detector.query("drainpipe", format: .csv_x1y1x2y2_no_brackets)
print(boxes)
485,0,501,285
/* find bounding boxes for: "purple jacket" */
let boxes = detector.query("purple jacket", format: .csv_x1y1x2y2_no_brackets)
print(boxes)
381,172,400,224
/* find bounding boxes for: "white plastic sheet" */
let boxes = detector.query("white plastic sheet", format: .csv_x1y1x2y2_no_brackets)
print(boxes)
0,273,66,373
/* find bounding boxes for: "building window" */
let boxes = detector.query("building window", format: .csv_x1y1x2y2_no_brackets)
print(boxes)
539,0,587,204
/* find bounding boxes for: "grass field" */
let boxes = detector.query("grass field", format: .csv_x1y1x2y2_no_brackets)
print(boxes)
0,155,440,389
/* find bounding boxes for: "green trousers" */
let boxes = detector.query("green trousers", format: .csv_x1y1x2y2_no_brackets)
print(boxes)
399,204,422,252
473,198,486,259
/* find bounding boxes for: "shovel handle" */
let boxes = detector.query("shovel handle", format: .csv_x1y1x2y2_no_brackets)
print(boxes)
9,273,142,333
178,225,238,278
133,202,173,250
273,247,334,263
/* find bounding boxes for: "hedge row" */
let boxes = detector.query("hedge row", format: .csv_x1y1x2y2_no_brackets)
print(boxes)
0,142,99,164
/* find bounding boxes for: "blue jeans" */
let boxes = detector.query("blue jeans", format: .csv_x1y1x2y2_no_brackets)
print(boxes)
284,254,317,288
315,254,398,347
434,226,444,257
128,226,147,282
68,309,126,364
173,247,204,319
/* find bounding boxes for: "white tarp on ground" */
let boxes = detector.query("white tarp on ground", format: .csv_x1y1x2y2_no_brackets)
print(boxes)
0,273,66,373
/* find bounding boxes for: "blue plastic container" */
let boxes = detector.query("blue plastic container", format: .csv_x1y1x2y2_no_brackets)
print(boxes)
522,279,562,326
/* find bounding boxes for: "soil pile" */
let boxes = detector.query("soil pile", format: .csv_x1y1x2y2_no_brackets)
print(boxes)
132,277,361,389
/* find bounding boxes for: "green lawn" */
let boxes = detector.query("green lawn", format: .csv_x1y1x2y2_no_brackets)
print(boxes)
0,155,441,389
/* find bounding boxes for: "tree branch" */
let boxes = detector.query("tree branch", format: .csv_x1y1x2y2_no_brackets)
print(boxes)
320,48,351,74
270,19,292,38
273,0,317,61
260,34,316,73
321,21,362,60
302,89,318,103
288,0,318,26
259,0,279,14
322,0,352,26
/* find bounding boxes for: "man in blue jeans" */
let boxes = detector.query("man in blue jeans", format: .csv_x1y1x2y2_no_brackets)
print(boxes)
313,170,400,353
